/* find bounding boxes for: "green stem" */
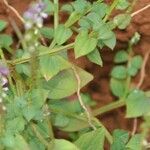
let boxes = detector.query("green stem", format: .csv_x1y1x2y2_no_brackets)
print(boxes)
8,42,74,65
104,127,113,144
54,0,59,29
49,39,56,49
94,118,113,144
92,100,125,116
31,123,49,147
103,0,120,22
46,117,55,150
46,116,54,139
9,18,27,50
126,0,138,13
123,43,133,98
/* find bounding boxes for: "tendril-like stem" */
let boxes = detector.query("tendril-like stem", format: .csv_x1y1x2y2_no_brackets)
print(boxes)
2,0,25,24
72,66,96,130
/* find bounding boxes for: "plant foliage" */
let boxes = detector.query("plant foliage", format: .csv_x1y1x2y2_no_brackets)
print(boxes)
0,0,149,150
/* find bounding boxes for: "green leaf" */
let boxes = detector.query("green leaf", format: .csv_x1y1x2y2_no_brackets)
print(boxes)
54,25,73,45
65,12,83,27
29,138,45,150
49,94,95,114
36,121,50,138
78,17,91,30
75,30,97,58
126,90,150,118
97,24,116,49
127,55,142,77
66,0,90,27
61,4,73,13
92,2,108,18
113,14,131,29
114,50,128,63
116,0,129,10
14,134,30,150
53,114,70,127
111,129,129,150
43,0,54,13
87,48,103,66
127,65,138,77
23,105,39,121
16,63,31,77
131,55,143,69
126,134,142,150
72,0,91,13
51,139,79,150
0,20,7,31
2,133,15,148
110,78,126,97
23,89,49,121
60,115,89,132
49,96,95,132
74,128,105,150
98,25,114,40
43,66,93,99
30,89,49,108
111,66,127,79
0,34,13,48
86,12,102,29
40,27,54,39
6,117,25,134
6,101,23,120
15,49,31,76
102,32,116,50
40,54,71,81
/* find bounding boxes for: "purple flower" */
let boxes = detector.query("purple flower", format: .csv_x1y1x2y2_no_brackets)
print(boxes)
0,62,9,110
23,0,48,29
0,67,9,76
0,64,9,76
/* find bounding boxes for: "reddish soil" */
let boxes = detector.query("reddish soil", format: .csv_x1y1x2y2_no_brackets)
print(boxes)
0,0,150,148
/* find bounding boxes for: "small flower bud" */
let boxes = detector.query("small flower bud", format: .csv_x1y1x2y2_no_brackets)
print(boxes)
23,0,48,30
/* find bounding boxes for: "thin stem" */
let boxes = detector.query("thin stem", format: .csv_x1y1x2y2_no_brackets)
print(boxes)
126,0,137,13
103,0,120,22
50,106,113,144
122,43,133,98
92,100,125,116
72,66,96,130
31,123,49,147
46,116,54,139
49,39,56,49
8,43,74,65
2,0,24,24
104,128,113,144
131,4,150,17
54,0,59,29
94,118,113,144
136,50,150,89
9,17,27,50
131,50,150,136
131,118,138,135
